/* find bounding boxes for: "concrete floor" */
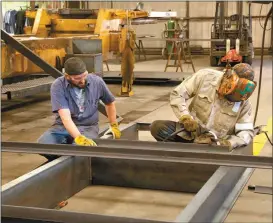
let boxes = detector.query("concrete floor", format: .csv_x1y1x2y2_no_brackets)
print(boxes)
1,55,272,221
62,186,193,221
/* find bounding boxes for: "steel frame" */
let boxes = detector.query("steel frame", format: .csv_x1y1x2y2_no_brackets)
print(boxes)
2,122,272,223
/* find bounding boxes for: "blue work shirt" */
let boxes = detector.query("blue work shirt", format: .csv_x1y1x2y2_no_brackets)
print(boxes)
50,74,115,128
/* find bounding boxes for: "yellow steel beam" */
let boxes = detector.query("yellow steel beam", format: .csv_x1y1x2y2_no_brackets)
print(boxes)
111,10,149,19
51,19,97,32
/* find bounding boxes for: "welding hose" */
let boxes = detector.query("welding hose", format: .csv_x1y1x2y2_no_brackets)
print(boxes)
254,5,273,124
264,132,273,146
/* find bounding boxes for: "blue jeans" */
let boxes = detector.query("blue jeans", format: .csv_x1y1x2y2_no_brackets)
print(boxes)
37,125,99,161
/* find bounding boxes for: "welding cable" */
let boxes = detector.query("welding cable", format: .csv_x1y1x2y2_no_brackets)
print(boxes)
259,4,272,31
264,132,273,146
254,5,273,125
163,128,185,142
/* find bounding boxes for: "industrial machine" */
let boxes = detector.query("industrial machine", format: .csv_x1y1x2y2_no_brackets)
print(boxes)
1,7,179,97
2,8,151,96
210,1,253,66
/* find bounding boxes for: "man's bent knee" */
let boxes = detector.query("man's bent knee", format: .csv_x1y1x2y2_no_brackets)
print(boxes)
150,120,175,141
37,131,63,161
150,120,163,138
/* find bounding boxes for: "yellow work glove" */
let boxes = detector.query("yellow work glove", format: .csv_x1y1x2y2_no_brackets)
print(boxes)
110,122,121,139
194,133,213,144
219,139,232,149
195,134,232,150
179,115,198,132
74,135,97,146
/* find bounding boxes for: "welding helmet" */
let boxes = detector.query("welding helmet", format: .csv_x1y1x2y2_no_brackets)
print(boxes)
218,63,256,102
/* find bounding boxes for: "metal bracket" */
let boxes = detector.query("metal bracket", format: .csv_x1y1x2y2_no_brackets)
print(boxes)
248,185,273,195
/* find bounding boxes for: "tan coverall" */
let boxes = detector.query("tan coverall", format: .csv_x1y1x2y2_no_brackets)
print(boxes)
170,68,254,149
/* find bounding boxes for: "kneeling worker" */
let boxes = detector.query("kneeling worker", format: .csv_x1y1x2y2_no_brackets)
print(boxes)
150,63,256,149
38,57,121,160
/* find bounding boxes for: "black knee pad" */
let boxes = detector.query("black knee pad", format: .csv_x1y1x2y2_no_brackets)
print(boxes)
150,120,163,137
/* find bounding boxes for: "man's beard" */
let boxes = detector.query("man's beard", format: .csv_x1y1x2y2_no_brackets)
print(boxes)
68,79,86,89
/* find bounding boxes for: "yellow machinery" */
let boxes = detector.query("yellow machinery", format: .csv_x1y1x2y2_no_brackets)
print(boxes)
1,8,149,96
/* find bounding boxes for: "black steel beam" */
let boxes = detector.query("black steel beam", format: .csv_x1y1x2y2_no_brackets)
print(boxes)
175,167,254,222
2,141,272,169
2,157,90,208
91,157,217,192
2,205,169,223
1,30,62,79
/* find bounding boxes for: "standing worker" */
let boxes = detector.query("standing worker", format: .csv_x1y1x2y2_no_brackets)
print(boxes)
150,63,256,150
38,57,121,160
